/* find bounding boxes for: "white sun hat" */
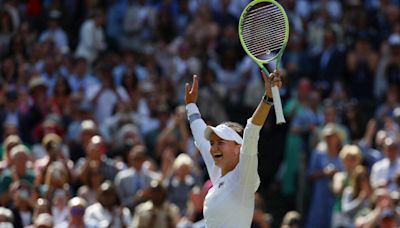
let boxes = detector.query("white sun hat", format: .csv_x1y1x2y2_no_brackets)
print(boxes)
204,124,243,145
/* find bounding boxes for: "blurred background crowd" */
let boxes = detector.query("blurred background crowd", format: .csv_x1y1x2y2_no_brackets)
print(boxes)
0,0,399,227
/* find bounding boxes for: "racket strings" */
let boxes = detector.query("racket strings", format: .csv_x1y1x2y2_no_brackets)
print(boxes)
244,32,285,57
242,23,286,40
242,7,283,24
244,27,285,56
246,37,284,56
242,4,278,18
243,23,285,52
243,25,285,45
241,4,287,59
243,15,285,49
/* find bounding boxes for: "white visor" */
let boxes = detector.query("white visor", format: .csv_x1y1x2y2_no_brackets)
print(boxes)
204,124,243,145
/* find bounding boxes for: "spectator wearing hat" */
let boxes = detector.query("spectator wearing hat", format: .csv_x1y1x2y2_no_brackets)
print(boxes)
305,123,345,228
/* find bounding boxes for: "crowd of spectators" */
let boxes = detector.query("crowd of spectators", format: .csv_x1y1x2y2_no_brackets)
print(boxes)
0,0,399,227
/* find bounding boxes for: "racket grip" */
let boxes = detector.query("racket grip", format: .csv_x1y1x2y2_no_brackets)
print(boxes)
271,86,286,124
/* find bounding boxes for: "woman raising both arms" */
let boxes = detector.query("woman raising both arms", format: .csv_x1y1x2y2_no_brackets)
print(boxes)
184,70,282,228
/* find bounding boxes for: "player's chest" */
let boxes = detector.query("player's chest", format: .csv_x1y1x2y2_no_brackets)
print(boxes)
204,179,237,212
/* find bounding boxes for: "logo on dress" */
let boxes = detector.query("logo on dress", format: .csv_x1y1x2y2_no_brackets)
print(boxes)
218,182,224,188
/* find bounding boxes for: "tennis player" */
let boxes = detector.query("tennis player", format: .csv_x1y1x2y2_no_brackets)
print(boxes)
185,70,282,227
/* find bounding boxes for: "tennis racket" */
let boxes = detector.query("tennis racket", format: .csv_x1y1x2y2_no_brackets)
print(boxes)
238,0,289,124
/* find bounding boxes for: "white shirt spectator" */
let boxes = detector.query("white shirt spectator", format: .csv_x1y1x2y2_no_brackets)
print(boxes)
75,19,107,64
84,202,131,227
52,207,69,224
370,158,400,192
85,84,129,123
68,73,99,93
39,28,69,52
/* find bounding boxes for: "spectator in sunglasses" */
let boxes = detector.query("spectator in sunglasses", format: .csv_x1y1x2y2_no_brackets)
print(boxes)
55,196,87,228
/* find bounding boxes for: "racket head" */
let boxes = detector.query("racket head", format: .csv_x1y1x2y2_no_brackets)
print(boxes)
238,0,289,66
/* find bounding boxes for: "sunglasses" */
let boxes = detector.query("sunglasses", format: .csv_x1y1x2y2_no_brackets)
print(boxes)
70,207,85,216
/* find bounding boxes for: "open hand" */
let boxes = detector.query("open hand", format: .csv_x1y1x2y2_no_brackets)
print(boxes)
185,75,199,104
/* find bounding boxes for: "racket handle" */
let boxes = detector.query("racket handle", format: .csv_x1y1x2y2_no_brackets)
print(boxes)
271,86,286,124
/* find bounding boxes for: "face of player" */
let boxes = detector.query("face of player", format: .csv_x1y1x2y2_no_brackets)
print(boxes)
209,133,241,176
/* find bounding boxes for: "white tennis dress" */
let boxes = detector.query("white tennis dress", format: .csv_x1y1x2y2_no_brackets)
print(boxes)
186,103,261,228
